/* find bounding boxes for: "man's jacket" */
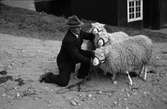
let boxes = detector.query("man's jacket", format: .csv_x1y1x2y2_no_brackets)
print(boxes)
57,30,95,65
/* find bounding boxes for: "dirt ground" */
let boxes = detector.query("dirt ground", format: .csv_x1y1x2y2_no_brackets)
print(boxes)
0,5,167,109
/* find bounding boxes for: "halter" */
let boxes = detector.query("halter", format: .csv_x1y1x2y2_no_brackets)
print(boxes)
89,27,103,34
93,56,105,66
96,37,105,47
89,27,108,47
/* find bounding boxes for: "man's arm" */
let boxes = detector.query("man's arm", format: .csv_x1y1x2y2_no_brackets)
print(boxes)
80,30,95,41
65,41,91,63
80,49,95,59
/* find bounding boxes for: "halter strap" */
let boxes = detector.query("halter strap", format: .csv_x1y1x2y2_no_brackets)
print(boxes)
89,27,103,33
97,38,105,47
94,56,105,66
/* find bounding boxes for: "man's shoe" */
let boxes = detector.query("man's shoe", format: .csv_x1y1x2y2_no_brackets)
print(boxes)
77,75,91,81
77,75,86,79
39,72,54,83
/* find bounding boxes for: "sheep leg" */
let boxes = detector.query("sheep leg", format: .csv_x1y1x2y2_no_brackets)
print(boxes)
143,66,148,80
137,66,144,81
139,66,147,81
140,66,145,75
111,73,117,84
126,71,133,86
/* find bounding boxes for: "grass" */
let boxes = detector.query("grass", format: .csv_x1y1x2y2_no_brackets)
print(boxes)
0,4,67,40
0,4,167,42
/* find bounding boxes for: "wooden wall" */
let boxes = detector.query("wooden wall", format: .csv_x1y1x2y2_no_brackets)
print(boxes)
117,0,127,26
34,0,143,28
34,0,71,16
71,0,118,25
160,0,167,27
143,0,160,29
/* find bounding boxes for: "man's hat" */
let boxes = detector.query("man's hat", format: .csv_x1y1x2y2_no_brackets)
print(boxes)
66,15,84,28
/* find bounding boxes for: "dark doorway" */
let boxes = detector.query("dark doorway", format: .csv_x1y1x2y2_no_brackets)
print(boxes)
34,0,71,17
0,0,2,12
143,0,160,29
160,0,167,28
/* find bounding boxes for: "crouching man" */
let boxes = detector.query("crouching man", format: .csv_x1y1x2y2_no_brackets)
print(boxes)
40,15,95,87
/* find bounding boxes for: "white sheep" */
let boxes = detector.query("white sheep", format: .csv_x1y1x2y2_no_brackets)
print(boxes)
89,22,129,48
92,35,153,85
89,22,107,34
94,31,129,47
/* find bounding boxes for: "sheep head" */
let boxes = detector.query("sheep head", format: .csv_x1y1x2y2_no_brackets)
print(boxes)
93,47,106,66
88,22,110,48
89,22,107,34
94,31,109,48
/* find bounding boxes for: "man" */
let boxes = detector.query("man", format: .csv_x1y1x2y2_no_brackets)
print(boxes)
40,15,95,87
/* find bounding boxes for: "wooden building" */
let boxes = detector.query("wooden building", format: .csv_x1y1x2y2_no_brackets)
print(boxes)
70,0,167,29
2,0,166,29
71,0,143,28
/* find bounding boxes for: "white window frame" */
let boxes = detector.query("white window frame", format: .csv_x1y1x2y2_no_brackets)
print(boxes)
127,0,143,22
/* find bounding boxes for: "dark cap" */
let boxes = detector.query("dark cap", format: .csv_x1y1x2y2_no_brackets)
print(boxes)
66,15,84,28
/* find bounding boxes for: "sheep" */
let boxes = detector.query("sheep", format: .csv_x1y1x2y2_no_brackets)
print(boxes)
89,22,107,34
92,35,153,85
127,35,153,80
94,31,129,48
89,22,129,48
81,23,100,51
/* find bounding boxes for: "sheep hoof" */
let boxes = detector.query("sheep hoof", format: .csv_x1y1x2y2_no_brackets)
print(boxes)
129,82,133,86
129,83,133,86
113,81,117,84
143,73,147,81
139,74,147,81
138,76,146,81
143,77,147,81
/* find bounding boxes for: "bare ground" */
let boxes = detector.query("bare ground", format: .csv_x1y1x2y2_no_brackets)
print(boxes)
0,5,167,109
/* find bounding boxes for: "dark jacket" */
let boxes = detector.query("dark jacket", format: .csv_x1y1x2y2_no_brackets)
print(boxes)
57,30,95,71
39,30,95,87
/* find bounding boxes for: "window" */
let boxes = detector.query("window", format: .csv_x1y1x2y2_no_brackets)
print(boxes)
127,0,143,22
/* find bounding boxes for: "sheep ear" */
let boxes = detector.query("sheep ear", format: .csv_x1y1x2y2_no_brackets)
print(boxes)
101,23,105,27
91,22,96,26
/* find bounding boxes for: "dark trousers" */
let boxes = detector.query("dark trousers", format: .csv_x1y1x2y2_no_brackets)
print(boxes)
45,50,92,87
